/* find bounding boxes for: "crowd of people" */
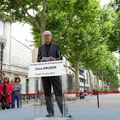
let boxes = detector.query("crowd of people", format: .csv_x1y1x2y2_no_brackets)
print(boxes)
0,72,22,110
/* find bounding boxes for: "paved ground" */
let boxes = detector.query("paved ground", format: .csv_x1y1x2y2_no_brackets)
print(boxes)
67,94,120,108
0,94,120,120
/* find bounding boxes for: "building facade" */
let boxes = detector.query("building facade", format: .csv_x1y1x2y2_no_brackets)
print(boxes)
0,21,32,93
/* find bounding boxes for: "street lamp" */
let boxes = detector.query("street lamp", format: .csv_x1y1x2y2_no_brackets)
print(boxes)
0,36,6,72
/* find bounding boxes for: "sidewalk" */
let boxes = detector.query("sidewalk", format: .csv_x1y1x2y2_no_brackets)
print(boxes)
0,94,120,120
0,106,120,120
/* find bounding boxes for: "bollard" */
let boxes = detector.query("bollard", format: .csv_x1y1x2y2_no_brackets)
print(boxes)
80,93,85,99
96,92,99,108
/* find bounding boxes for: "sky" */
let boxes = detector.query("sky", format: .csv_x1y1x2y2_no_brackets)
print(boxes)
11,0,111,47
11,23,33,47
100,0,111,6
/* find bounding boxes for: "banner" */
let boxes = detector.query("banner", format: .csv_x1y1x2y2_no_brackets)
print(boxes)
28,60,64,77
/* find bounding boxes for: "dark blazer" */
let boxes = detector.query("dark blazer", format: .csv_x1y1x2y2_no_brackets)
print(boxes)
37,42,62,62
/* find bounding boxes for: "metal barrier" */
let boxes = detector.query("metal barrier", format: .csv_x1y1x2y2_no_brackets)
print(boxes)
20,90,120,108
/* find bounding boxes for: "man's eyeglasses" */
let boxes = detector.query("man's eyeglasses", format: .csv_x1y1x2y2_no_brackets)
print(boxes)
44,34,51,36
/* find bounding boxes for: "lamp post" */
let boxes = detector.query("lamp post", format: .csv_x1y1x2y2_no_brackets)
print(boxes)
0,43,3,71
0,36,6,72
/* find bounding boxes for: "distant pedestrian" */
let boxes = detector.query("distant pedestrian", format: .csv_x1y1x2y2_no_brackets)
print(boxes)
0,77,13,110
12,77,22,108
0,71,5,84
0,71,5,109
10,79,14,108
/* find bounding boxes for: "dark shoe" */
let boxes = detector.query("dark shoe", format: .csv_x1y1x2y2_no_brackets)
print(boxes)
62,114,72,118
46,113,54,117
66,114,72,118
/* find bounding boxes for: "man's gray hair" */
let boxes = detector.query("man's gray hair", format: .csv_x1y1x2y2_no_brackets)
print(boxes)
43,31,52,36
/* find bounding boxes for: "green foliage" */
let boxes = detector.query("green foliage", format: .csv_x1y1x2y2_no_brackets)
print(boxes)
0,0,119,88
106,0,120,52
0,12,12,22
108,11,120,52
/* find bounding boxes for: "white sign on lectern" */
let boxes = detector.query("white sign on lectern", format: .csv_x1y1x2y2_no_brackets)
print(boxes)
28,60,64,77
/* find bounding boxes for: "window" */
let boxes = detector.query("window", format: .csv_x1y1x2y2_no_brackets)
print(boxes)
0,44,4,63
0,21,4,36
79,69,84,76
80,78,86,83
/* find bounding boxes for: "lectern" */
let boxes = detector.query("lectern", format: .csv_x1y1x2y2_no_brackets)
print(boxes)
28,60,72,120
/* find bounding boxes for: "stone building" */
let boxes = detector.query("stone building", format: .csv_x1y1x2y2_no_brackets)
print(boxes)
0,21,32,93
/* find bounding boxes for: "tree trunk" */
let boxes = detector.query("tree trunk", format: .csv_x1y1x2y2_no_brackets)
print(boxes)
117,51,120,89
88,70,92,90
40,0,47,105
40,0,46,43
75,60,80,97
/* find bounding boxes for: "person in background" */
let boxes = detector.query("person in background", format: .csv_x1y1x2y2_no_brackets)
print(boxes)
0,72,5,84
10,79,14,108
10,79,14,86
12,77,22,108
0,77,13,110
0,72,5,109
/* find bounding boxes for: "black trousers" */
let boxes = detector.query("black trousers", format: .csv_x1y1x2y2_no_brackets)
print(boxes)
42,76,63,115
1,96,10,110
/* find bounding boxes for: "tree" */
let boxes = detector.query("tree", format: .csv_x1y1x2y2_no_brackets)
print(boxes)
108,10,120,52
1,0,119,91
55,0,105,92
81,44,119,89
0,12,12,22
0,0,47,42
0,0,82,95
107,0,120,52
0,0,76,45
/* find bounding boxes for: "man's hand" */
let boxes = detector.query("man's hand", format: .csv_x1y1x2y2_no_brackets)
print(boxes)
50,57,56,61
40,59,45,62
40,57,56,62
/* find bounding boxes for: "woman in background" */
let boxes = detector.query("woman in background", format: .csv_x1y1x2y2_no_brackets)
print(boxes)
0,72,5,109
10,79,14,108
0,77,13,110
12,77,22,108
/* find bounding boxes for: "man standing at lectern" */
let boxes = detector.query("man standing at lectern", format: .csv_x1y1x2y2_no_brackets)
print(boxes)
37,31,65,117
